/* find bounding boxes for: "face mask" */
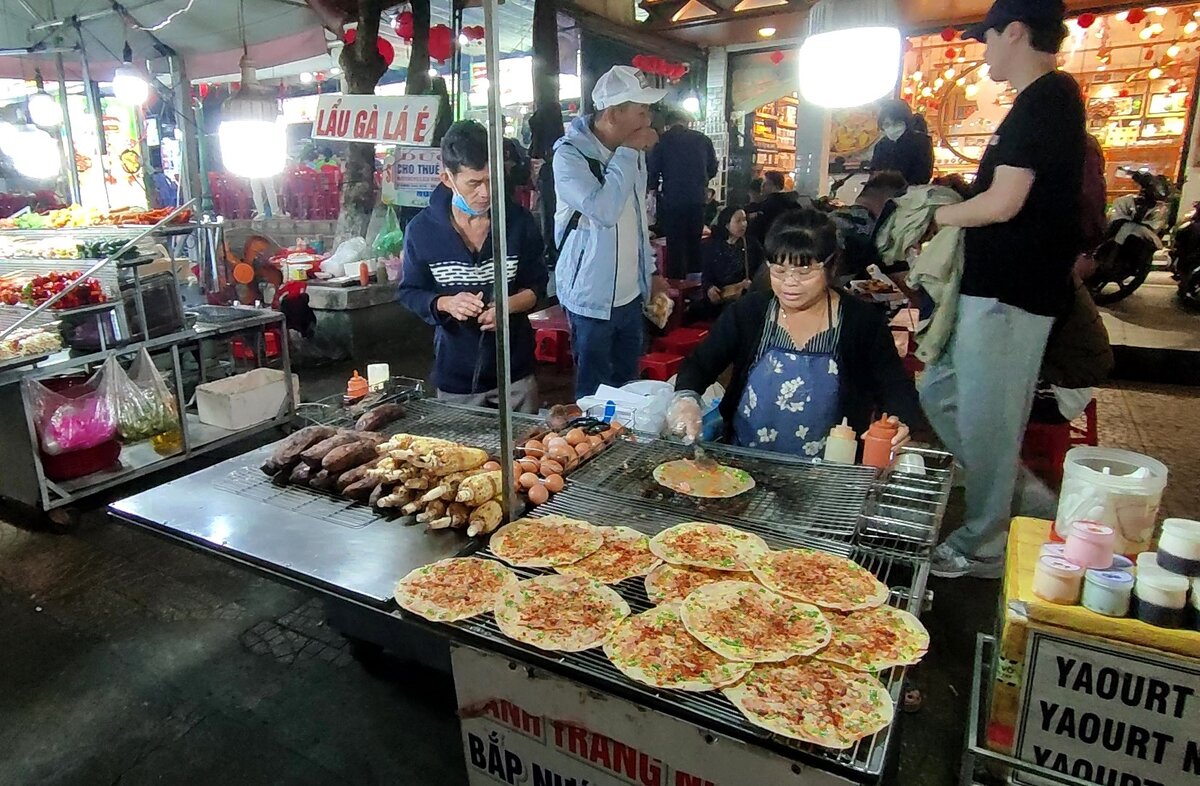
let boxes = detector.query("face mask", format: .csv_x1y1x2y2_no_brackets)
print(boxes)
450,179,488,217
882,123,906,142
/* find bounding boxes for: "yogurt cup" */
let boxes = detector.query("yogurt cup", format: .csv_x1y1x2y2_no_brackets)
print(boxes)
1082,569,1134,617
1133,570,1189,628
1064,520,1116,569
1039,542,1067,560
1108,554,1134,573
1033,556,1084,605
1156,518,1200,576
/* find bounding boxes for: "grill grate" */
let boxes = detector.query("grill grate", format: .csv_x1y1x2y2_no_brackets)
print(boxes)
215,468,386,529
431,499,925,782
857,447,955,559
565,439,878,550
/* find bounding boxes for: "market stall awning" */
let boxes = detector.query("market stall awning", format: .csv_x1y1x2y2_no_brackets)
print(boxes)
0,0,329,81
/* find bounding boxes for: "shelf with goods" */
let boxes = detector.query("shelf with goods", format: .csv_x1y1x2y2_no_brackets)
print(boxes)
751,96,799,178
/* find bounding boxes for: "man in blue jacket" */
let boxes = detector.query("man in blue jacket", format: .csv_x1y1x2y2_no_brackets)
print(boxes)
397,120,548,412
553,65,668,398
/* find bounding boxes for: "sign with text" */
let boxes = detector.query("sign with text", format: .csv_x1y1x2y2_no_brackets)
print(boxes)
311,94,439,146
391,146,443,208
1015,629,1200,786
453,645,851,786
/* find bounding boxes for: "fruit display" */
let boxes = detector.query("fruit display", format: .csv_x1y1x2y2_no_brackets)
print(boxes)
0,326,62,361
0,204,192,230
0,275,26,305
21,272,108,309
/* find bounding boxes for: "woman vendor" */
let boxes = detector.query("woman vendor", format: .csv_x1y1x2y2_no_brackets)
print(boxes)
695,206,765,317
669,209,922,457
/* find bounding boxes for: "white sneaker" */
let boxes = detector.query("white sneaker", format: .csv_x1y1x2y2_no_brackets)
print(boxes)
930,543,1003,579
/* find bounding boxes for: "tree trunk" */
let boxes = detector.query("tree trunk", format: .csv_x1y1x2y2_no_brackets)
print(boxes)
335,0,388,242
529,0,563,159
404,0,451,145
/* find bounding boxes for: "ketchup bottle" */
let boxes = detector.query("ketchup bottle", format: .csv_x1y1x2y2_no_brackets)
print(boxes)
861,414,899,469
344,370,369,404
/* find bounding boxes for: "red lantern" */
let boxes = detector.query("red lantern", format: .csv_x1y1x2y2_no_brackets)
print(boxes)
394,10,414,41
197,82,209,99
945,47,957,59
671,64,687,80
940,26,957,42
429,24,454,63
632,54,648,70
377,36,394,67
465,25,485,42
769,50,785,66
1126,8,1146,24
1119,88,1130,97
1076,13,1096,29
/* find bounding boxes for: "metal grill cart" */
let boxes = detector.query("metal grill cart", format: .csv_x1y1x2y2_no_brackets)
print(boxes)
109,398,953,785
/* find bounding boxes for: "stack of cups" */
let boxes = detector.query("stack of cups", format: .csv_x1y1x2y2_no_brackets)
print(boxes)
1137,519,1200,630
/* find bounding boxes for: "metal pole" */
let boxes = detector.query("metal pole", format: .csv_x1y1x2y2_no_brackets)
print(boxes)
482,0,516,521
74,20,112,209
54,53,82,204
169,54,204,208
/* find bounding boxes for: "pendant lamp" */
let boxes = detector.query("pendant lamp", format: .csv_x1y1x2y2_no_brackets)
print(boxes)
218,53,285,179
798,0,901,108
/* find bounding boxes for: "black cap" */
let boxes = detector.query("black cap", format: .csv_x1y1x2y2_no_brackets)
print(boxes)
963,0,1066,42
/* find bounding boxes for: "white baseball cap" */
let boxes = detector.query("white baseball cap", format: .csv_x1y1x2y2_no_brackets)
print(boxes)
592,65,668,110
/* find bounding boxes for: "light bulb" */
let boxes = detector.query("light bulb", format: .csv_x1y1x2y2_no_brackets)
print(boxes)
459,33,469,46
1150,6,1167,15
300,72,314,84
956,77,966,86
1140,27,1153,40
112,64,149,106
1,124,60,179
965,83,979,99
798,26,900,108
921,86,933,97
681,95,701,115
330,66,342,76
219,118,285,178
1168,45,1180,57
428,67,437,78
27,91,62,127
945,67,956,78
1149,67,1163,79
1150,23,1164,35
979,63,990,79
1187,21,1199,34
758,27,776,38
912,70,922,81
934,78,944,89
1116,11,1129,21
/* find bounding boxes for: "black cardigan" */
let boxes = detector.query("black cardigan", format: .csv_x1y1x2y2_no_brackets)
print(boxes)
676,291,927,440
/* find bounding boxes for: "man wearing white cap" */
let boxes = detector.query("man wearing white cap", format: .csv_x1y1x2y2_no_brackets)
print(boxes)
552,65,668,398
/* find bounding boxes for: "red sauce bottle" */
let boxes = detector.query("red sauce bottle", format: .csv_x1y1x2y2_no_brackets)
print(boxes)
861,414,899,469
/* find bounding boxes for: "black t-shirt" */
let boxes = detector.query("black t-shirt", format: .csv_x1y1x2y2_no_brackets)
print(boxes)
962,71,1086,317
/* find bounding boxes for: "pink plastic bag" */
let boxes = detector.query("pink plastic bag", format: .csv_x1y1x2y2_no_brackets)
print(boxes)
23,365,117,455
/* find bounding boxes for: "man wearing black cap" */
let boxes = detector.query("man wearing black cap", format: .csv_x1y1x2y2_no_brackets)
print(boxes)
922,0,1085,579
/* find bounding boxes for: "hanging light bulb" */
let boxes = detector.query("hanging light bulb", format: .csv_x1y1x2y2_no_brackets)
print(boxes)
945,67,956,78
934,77,944,88
1116,11,1129,21
681,94,701,115
112,42,150,106
1187,20,1199,34
26,70,61,128
0,123,60,179
1149,6,1167,16
911,70,923,82
1168,45,1181,58
1149,66,1163,79
921,86,933,97
956,77,966,86
965,83,979,99
1150,22,1164,35
300,72,314,84
1140,27,1154,40
219,53,285,178
798,0,901,108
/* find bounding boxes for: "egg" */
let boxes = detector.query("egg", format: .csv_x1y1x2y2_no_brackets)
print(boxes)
523,439,545,456
519,458,540,474
527,483,550,505
544,474,564,493
482,461,501,471
539,459,564,476
575,442,592,459
519,472,540,490
565,428,586,446
546,436,570,451
587,434,603,448
512,461,524,478
548,445,574,463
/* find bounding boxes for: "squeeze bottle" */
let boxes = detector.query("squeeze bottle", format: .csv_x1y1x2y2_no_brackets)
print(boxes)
823,418,857,464
861,414,898,469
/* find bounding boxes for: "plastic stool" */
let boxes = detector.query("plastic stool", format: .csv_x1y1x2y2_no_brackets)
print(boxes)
1022,421,1072,490
654,326,709,355
535,328,572,368
638,352,684,381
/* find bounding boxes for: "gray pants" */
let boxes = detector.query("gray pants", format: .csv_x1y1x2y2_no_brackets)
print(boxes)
919,295,1056,561
436,374,540,414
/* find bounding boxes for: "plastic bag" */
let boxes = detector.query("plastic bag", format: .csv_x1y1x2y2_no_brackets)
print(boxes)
102,350,180,442
23,370,117,456
322,237,368,277
643,292,674,330
373,207,405,259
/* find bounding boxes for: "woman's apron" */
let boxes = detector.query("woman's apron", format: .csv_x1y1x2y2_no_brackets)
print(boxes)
732,296,841,456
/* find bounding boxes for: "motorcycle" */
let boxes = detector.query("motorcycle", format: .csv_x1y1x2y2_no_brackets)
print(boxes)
1170,200,1200,310
1086,167,1172,306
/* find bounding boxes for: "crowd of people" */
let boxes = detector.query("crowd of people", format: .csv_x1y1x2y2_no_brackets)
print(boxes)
395,0,1093,581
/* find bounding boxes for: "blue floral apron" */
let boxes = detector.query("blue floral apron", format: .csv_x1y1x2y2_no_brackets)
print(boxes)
732,298,841,457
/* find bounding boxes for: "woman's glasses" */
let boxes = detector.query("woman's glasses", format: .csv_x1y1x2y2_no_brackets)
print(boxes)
768,261,824,281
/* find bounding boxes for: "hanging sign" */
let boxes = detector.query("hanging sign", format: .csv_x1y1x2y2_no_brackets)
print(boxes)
390,146,444,208
1014,629,1200,786
311,94,440,146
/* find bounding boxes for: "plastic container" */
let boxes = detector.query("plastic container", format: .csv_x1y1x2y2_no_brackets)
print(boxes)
366,363,390,391
1053,447,1168,555
1132,570,1189,628
1063,520,1116,569
344,370,368,404
1081,569,1134,617
1039,542,1067,560
1156,518,1200,576
823,418,857,464
1032,556,1084,605
1108,554,1134,573
196,368,296,430
861,415,898,469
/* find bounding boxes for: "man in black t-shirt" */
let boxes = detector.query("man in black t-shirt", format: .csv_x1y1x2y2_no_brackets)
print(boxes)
923,0,1085,579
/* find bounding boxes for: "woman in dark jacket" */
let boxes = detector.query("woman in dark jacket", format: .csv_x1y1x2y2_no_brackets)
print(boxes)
670,209,923,456
696,206,765,317
870,100,934,187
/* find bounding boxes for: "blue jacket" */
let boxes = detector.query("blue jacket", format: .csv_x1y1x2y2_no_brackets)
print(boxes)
396,185,547,395
552,115,655,320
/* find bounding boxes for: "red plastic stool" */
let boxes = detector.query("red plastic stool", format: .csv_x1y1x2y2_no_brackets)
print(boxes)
654,326,709,355
638,352,684,381
535,328,572,368
1021,421,1072,490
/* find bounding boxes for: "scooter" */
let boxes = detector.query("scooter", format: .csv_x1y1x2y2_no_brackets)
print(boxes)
1085,167,1173,306
1170,200,1200,310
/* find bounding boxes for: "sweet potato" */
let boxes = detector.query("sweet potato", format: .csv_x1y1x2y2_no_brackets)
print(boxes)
354,403,406,432
322,440,378,474
336,458,380,492
342,476,382,501
262,425,335,474
288,462,315,485
300,434,358,466
309,469,337,491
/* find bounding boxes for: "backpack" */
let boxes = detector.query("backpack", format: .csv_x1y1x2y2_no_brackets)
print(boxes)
1079,134,1107,252
544,143,606,266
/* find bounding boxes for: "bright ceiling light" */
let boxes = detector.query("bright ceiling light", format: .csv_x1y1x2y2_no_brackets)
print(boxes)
0,124,60,179
112,42,149,106
964,83,979,99
1149,67,1163,79
300,71,314,84
798,0,900,109
219,54,284,179
428,67,438,77
1150,23,1164,35
758,26,777,37
1168,45,1181,57
27,91,62,127
1187,21,1198,34
944,67,956,78
330,66,342,75
681,94,701,114
1139,28,1153,40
